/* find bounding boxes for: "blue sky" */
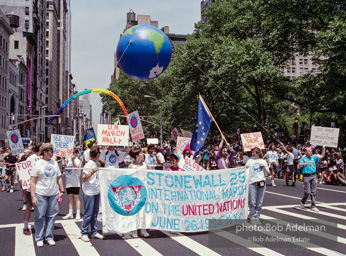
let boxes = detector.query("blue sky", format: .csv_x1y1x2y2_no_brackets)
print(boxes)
71,1,202,127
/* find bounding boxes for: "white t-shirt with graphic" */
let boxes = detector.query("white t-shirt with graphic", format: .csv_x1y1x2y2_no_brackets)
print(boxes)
265,150,278,164
31,159,61,196
145,154,157,170
99,150,126,168
247,159,269,184
65,157,82,188
82,160,100,196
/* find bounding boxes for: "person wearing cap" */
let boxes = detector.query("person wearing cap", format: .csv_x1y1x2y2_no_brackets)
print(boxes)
30,143,64,247
165,153,185,171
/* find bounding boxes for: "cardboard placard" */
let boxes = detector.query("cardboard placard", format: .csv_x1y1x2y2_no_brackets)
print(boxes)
97,124,129,146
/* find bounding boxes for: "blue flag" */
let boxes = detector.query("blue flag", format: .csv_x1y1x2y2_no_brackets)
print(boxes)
83,128,96,149
190,96,213,159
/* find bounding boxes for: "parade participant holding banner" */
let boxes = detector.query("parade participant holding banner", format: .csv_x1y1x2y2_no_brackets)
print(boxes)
215,139,235,169
265,144,279,187
63,148,82,220
165,153,185,171
123,148,150,238
246,147,270,220
145,144,161,170
81,146,104,242
295,145,325,212
99,145,127,168
30,143,64,247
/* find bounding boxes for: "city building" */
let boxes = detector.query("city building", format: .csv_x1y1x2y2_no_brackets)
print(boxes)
0,9,12,145
201,0,215,23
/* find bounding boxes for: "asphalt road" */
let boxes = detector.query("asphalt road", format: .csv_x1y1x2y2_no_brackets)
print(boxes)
0,175,345,256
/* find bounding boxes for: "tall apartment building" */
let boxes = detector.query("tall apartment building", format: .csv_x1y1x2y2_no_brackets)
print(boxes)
1,0,47,142
0,9,12,144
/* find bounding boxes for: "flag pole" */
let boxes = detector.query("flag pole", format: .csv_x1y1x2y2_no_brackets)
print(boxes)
199,95,229,146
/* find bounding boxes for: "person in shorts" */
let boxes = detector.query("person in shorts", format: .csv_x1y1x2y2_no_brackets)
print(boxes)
63,148,82,220
4,148,18,192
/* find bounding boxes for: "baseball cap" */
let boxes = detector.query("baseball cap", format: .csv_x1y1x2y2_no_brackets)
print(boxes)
170,153,180,160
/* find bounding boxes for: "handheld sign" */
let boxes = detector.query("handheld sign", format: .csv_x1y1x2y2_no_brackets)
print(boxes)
51,134,75,157
176,136,191,155
97,124,129,146
7,129,24,154
180,129,192,138
16,159,34,190
127,111,145,141
310,126,340,148
171,128,179,142
241,132,265,152
147,138,158,145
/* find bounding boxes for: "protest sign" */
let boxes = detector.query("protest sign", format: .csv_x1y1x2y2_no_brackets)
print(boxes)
15,156,41,190
7,130,24,154
181,129,192,138
51,134,75,157
147,138,159,145
100,167,248,233
97,124,129,146
171,128,179,142
176,137,191,155
182,157,205,172
240,132,265,152
310,126,340,148
127,111,144,141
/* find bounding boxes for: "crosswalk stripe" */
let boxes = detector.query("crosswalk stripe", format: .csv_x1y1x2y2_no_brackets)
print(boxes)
318,203,346,213
124,238,163,256
260,214,346,245
213,230,285,256
263,202,346,209
61,220,100,256
317,187,346,194
161,231,221,256
265,207,346,231
15,224,36,256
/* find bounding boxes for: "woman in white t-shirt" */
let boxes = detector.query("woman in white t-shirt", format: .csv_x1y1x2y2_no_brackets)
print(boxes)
63,148,82,220
246,147,270,220
81,146,104,242
30,143,64,248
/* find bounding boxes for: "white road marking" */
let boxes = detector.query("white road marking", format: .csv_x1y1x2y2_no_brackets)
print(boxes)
124,237,163,256
15,224,36,256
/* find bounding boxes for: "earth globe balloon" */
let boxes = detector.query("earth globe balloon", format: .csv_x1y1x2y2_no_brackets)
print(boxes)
116,24,173,81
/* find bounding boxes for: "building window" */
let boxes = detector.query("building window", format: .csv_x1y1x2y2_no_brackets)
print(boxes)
25,7,29,15
300,68,303,74
304,68,308,74
292,67,295,73
299,59,303,65
304,59,308,65
25,20,29,29
292,59,296,65
287,67,291,73
46,31,49,37
14,40,19,49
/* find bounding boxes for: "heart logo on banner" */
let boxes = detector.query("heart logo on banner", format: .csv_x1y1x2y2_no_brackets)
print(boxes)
11,134,18,144
130,116,137,128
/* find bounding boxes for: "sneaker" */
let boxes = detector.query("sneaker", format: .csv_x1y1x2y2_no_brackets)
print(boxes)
141,229,150,238
63,213,73,219
23,228,31,236
47,240,56,246
1,187,6,192
10,188,13,193
292,182,296,187
81,235,90,242
285,182,289,186
120,233,132,239
91,233,104,240
311,207,320,212
271,181,276,187
22,204,27,211
130,230,138,238
295,202,305,210
75,214,81,220
37,241,44,247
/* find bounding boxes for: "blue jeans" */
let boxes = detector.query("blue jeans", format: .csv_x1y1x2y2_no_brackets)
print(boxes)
249,182,266,219
34,194,59,242
81,193,100,235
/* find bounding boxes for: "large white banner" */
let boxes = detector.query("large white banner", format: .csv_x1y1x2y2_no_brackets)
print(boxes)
310,126,340,148
100,167,248,233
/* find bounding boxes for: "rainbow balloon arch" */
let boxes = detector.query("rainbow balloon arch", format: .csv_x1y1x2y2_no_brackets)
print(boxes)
48,89,128,123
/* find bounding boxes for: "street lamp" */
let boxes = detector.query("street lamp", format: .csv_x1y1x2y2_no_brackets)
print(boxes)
144,95,163,148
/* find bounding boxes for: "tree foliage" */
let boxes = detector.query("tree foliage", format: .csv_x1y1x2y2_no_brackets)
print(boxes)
102,0,345,143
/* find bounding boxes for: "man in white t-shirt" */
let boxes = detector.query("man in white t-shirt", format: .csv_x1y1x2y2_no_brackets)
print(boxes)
265,145,279,187
99,146,127,168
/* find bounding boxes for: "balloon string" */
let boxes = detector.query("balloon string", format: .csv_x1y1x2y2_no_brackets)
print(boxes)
117,41,131,65
167,37,276,140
